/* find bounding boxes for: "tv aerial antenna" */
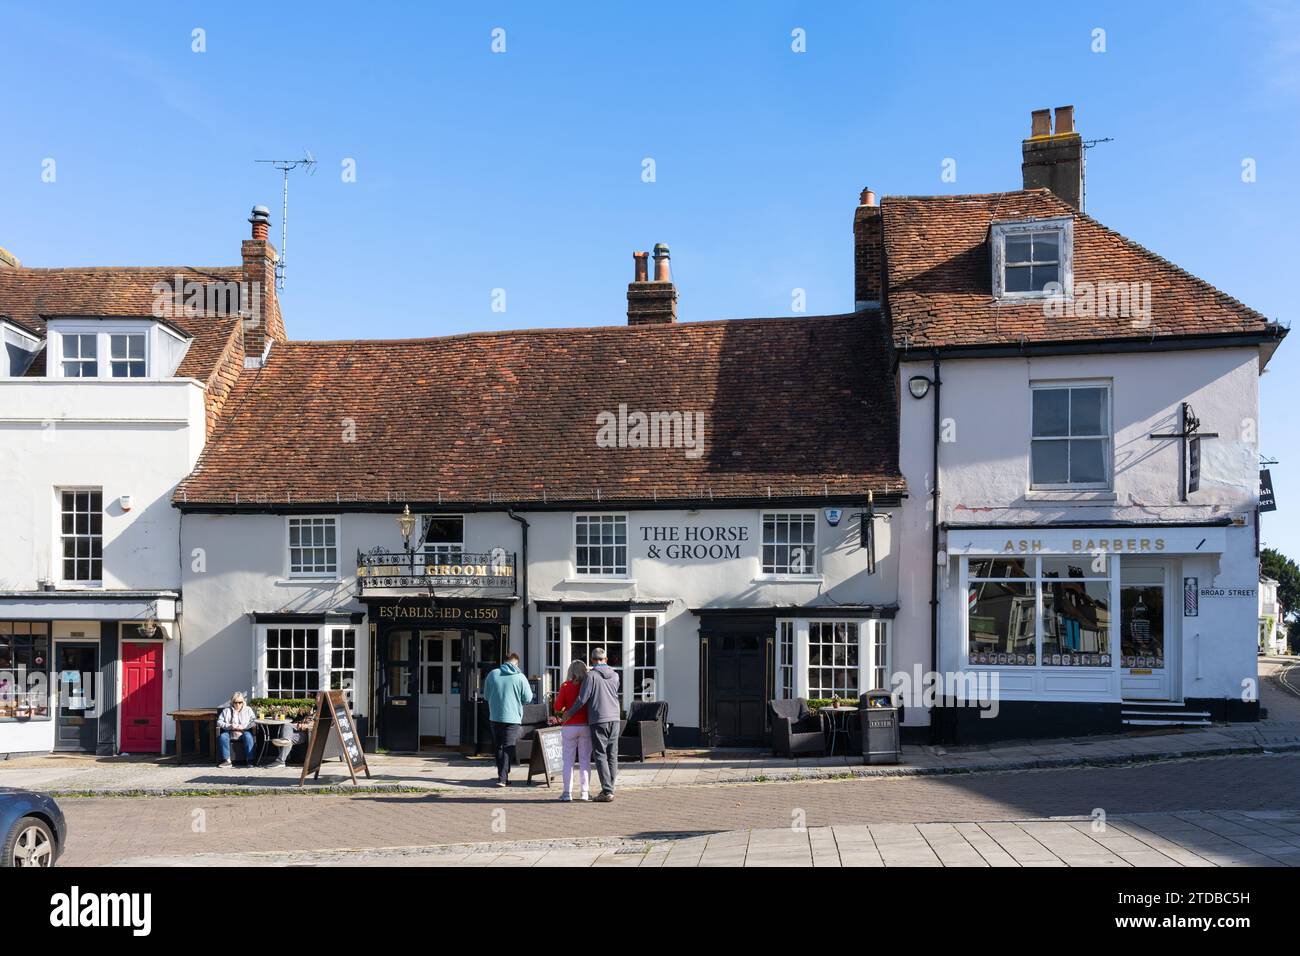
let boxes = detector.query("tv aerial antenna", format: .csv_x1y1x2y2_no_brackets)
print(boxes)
255,150,317,289
1080,136,1113,213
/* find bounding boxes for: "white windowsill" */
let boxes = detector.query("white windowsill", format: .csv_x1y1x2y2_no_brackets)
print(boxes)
1024,490,1117,502
563,576,634,585
277,577,342,586
753,575,824,584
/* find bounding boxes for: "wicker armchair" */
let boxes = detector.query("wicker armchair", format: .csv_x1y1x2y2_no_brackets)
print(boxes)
769,699,825,757
618,701,669,760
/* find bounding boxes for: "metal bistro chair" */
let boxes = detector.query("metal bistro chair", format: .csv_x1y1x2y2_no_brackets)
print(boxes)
618,701,669,760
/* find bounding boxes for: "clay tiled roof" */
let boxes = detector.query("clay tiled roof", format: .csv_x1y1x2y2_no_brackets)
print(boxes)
882,190,1282,351
0,266,249,433
175,313,904,507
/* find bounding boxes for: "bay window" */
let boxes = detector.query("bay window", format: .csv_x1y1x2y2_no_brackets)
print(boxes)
542,610,664,708
260,624,359,700
807,621,860,698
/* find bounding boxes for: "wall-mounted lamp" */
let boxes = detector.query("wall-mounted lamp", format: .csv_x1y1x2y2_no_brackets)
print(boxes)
397,503,417,552
908,375,933,400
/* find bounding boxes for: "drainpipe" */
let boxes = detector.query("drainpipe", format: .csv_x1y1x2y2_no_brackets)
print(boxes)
507,510,530,675
929,350,943,744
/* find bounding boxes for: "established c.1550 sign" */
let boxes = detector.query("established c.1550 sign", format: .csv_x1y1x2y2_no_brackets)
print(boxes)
640,524,750,561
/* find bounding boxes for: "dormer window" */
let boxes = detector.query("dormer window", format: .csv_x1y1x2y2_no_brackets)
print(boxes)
45,318,191,380
991,217,1073,299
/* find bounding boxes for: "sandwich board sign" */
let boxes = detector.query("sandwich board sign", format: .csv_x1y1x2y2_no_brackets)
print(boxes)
298,689,371,785
526,725,565,787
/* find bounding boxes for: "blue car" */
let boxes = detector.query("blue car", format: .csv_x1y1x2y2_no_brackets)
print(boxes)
0,789,66,867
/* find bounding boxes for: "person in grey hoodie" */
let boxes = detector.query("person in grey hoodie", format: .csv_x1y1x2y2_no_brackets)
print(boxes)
561,647,621,801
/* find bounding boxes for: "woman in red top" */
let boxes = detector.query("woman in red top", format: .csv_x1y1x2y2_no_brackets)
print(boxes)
554,660,591,801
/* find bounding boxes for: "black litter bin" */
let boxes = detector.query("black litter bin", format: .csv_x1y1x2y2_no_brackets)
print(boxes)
859,689,901,765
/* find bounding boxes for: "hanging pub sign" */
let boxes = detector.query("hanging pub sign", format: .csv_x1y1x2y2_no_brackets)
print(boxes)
298,689,371,785
1260,469,1277,512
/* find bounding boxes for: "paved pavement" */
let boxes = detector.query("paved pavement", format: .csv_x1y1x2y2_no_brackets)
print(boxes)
5,659,1299,796
112,809,1300,867
55,751,1300,865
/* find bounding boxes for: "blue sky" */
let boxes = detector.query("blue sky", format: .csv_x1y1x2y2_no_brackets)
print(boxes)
3,1,1298,552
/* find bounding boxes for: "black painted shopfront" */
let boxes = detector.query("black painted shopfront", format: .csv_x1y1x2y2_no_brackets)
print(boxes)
366,598,513,753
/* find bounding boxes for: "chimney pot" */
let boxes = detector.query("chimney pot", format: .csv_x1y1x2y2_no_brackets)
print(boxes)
652,243,671,282
632,251,649,283
1030,108,1052,138
859,187,877,207
1054,105,1075,135
248,205,271,242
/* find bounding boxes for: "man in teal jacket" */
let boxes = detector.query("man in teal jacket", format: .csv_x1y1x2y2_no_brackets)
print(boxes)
483,652,534,786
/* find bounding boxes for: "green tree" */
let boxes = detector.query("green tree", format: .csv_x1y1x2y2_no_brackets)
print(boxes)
1261,547,1300,633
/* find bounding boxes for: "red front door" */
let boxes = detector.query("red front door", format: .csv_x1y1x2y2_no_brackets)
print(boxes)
120,642,163,754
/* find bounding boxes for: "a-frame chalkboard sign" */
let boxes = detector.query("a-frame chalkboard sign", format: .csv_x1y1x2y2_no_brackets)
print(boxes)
526,725,565,787
298,689,371,785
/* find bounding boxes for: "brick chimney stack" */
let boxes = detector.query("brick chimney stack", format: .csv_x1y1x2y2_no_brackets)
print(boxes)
241,205,285,365
1021,105,1083,209
627,243,677,325
853,187,882,311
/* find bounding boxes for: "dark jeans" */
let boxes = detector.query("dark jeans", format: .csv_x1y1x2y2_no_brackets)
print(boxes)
490,721,521,783
590,721,619,795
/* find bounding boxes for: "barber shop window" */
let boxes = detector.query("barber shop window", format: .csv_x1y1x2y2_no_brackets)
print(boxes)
574,514,627,576
0,622,51,721
1030,384,1111,489
287,516,338,577
1041,557,1111,667
967,558,1037,665
762,512,817,576
807,621,860,698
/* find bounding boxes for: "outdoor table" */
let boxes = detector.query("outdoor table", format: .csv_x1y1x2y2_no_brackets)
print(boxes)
168,708,219,763
253,717,292,766
820,705,859,758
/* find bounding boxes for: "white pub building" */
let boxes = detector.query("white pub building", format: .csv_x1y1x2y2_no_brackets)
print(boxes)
0,107,1284,755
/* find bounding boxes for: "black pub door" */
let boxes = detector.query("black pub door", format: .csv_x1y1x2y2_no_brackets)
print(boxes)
703,628,772,747
380,628,419,752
